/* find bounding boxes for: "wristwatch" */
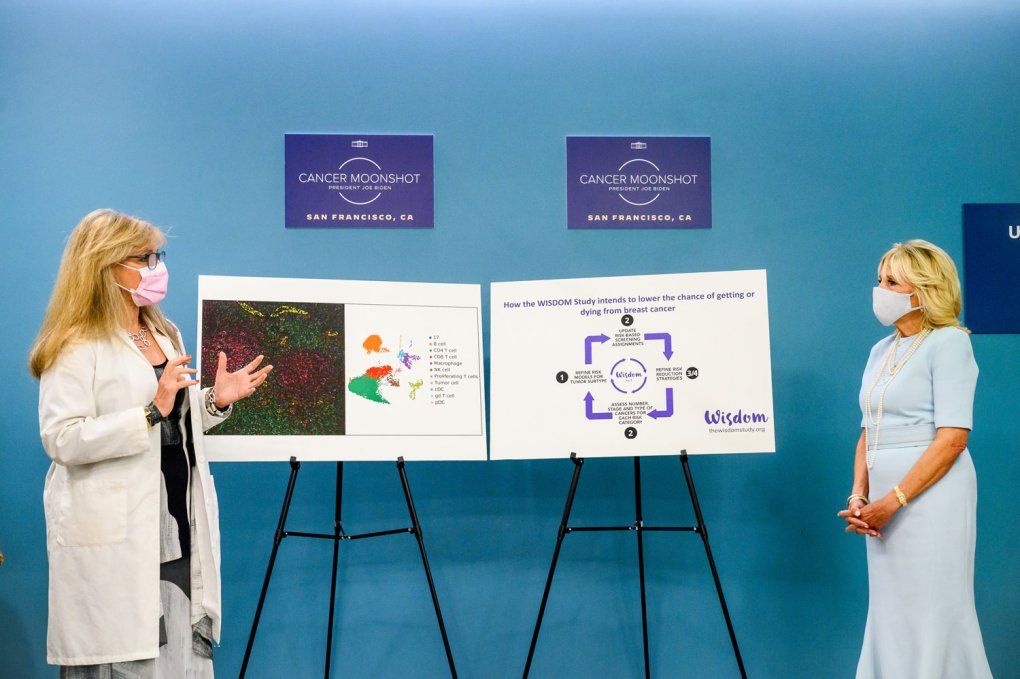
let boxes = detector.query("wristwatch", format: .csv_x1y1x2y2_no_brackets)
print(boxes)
145,402,164,428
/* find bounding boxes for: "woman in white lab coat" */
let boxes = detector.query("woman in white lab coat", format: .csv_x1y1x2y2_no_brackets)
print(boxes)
30,209,272,676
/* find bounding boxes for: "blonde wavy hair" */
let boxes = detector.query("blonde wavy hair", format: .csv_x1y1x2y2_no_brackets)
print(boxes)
29,209,183,379
878,239,968,333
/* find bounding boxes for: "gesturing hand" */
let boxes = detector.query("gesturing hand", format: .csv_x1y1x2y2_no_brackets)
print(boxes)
153,355,199,416
212,351,273,409
838,499,881,538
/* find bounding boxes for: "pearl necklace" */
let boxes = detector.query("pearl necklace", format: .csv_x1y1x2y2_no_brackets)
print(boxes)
127,326,152,349
863,327,931,469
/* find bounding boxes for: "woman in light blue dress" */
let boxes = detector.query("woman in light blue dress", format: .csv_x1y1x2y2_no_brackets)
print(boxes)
839,239,993,678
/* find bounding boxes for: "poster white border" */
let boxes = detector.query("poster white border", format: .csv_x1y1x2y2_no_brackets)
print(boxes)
197,275,487,462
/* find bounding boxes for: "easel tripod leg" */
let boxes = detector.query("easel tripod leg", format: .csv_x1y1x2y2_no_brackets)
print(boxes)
523,453,584,679
324,461,344,679
680,451,747,679
397,457,458,679
239,457,301,679
634,457,651,679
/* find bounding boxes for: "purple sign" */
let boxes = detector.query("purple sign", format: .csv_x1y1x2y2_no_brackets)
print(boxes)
566,136,711,229
285,134,434,228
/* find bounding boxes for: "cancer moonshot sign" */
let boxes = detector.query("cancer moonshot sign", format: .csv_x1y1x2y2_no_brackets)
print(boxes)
566,136,712,229
285,133,434,228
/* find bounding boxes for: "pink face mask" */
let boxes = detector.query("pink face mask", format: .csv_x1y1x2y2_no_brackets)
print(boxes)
117,261,169,306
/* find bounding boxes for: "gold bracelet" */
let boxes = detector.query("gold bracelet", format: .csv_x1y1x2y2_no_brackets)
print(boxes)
846,493,869,508
893,485,908,506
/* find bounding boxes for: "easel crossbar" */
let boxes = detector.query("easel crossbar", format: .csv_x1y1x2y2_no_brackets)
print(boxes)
283,527,415,541
566,524,698,533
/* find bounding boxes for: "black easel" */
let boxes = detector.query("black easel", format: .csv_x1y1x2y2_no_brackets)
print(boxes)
238,456,457,679
522,450,746,679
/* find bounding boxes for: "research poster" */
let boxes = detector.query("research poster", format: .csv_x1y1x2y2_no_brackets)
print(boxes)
566,136,712,229
284,133,434,228
197,275,485,461
489,270,774,459
963,203,1020,333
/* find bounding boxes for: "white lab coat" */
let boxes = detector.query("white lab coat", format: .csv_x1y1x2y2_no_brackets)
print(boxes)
38,324,230,665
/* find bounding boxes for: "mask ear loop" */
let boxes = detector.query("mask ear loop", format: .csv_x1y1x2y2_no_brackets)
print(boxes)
114,262,141,295
906,292,926,329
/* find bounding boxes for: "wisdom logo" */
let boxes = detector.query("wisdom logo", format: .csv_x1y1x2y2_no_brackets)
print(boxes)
704,407,769,434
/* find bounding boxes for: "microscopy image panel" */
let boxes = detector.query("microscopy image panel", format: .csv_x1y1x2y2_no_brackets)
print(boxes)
200,299,345,435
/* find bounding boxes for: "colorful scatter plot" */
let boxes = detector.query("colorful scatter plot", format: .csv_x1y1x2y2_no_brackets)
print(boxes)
201,300,345,435
348,335,424,405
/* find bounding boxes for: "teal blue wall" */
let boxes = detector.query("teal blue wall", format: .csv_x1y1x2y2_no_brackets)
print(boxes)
1,1,1017,676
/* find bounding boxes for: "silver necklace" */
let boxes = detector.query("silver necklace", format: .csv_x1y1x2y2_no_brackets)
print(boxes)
863,327,931,468
127,326,152,349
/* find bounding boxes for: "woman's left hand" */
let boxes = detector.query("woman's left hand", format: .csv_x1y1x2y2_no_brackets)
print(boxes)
856,494,901,537
212,351,273,408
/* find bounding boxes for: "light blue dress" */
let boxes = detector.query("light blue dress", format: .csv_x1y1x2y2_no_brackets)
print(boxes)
856,326,992,678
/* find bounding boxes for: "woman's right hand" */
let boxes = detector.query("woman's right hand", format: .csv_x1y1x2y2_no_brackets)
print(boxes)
838,499,879,537
152,355,199,416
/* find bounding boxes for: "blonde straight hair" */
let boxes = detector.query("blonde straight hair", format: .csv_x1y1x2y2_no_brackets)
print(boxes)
878,239,969,333
29,209,183,379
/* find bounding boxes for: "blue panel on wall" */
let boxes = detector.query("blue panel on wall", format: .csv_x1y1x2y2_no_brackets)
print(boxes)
963,203,1020,333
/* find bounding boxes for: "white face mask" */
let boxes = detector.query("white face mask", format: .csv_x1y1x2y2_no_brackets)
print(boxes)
873,286,922,326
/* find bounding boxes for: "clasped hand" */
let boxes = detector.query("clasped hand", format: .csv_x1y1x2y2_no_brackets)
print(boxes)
837,496,900,539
